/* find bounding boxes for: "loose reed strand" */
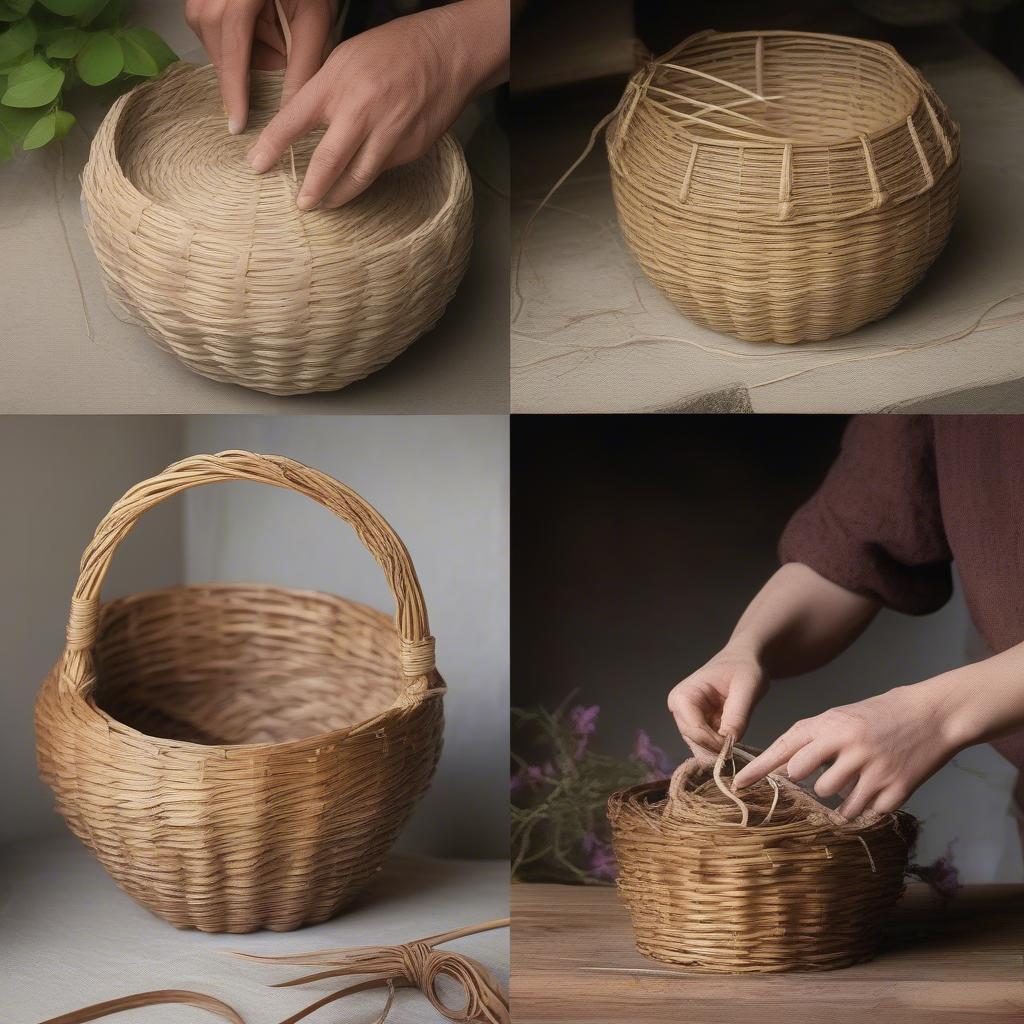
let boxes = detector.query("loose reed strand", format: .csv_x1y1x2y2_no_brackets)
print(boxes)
36,991,245,1024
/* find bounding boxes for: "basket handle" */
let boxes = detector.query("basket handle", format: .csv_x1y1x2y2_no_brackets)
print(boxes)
59,451,435,698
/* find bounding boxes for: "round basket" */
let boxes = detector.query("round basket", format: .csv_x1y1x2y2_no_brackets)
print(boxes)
35,452,445,933
81,63,473,395
607,30,960,344
608,741,917,972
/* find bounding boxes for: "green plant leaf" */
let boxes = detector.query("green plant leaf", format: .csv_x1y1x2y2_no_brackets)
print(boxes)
75,29,122,85
122,26,176,71
46,28,89,59
0,0,33,23
0,100,43,138
0,125,13,160
1,57,64,107
0,50,32,74
22,109,56,149
0,18,35,65
37,0,99,15
118,34,157,77
53,107,74,138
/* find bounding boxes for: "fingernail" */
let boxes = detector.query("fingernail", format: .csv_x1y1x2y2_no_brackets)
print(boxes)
296,193,317,211
228,116,245,136
247,146,273,173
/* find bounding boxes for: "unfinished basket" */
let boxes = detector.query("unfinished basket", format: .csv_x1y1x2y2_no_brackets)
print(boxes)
35,451,445,933
607,30,959,343
81,62,473,395
608,740,917,972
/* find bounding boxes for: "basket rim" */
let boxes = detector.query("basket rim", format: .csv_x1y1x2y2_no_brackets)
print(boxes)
46,580,445,757
90,61,471,258
631,28,945,153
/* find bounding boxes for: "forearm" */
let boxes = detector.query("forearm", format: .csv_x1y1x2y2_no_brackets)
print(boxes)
440,0,510,95
728,563,880,678
924,641,1024,750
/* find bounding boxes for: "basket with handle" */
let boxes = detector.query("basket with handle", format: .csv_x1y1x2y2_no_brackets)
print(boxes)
607,30,959,344
80,21,473,396
35,451,445,934
608,738,917,972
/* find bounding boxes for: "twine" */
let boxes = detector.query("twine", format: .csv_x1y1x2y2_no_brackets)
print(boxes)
515,29,960,347
608,739,918,972
37,452,446,933
81,60,472,396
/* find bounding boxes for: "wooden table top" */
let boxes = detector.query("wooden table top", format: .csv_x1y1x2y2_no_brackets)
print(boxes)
512,882,1024,1023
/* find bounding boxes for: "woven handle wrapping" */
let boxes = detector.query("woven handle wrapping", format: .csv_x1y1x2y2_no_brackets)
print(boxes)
59,451,435,697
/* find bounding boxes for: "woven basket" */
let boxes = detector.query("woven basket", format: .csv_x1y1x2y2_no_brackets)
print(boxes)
35,451,445,933
607,30,959,343
608,741,917,972
81,63,473,395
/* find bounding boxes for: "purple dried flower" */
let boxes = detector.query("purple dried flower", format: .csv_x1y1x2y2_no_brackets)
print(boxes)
911,844,961,901
510,762,551,793
569,704,600,759
581,831,617,880
633,729,675,779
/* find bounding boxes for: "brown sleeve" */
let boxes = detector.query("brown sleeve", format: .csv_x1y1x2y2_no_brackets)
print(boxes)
779,415,953,615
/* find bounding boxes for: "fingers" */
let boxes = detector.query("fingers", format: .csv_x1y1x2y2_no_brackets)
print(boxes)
281,3,333,106
837,773,878,820
668,703,722,755
718,668,763,742
813,754,861,798
732,722,810,790
215,7,258,135
296,122,366,209
248,86,324,173
322,138,391,208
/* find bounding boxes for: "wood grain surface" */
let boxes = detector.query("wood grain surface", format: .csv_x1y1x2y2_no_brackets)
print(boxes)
511,882,1024,1023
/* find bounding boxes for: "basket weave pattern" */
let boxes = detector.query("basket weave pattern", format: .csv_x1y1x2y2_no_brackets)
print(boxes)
35,452,445,933
82,64,473,395
608,742,916,972
608,31,960,343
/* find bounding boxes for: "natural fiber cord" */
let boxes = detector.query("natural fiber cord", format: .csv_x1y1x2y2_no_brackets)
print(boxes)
608,739,917,972
81,63,473,395
35,452,446,933
607,30,959,344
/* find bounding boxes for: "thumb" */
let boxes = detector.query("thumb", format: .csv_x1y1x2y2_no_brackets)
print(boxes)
718,669,764,742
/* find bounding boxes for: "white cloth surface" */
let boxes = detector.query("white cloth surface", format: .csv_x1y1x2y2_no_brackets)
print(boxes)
0,834,509,1023
0,1,509,414
511,31,1024,413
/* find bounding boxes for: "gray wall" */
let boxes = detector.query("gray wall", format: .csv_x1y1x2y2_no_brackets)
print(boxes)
0,417,184,844
3,416,508,861
512,416,1021,883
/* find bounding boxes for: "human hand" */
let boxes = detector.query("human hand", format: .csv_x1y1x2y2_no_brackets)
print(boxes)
246,0,510,210
667,645,769,761
185,0,336,134
731,683,964,819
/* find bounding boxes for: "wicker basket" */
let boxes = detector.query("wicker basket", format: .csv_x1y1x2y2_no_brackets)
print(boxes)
607,30,959,343
608,741,917,972
35,451,445,933
81,63,473,395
